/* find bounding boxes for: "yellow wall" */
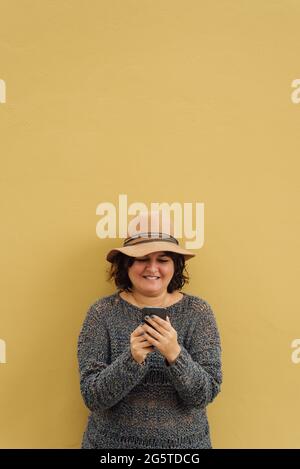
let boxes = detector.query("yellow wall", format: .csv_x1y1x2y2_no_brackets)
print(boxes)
0,0,299,448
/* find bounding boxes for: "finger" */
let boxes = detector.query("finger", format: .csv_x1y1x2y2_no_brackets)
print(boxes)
141,341,155,349
135,335,155,348
136,334,152,343
142,324,161,339
143,331,159,346
144,346,155,352
132,325,146,337
143,317,170,335
152,315,172,330
152,315,171,328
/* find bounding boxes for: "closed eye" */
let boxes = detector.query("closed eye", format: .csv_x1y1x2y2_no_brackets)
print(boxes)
136,259,169,262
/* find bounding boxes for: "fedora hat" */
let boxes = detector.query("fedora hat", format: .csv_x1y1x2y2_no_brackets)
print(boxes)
106,211,196,263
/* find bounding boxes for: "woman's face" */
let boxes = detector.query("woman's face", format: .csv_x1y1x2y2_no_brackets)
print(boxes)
127,251,174,296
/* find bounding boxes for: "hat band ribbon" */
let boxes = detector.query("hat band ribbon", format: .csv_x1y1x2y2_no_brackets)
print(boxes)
123,232,179,247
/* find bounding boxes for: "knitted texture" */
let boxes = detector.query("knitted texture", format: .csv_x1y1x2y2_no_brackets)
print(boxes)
77,291,222,449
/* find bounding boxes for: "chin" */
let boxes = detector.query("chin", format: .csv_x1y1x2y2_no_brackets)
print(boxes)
137,284,164,294
143,289,162,297
143,284,161,291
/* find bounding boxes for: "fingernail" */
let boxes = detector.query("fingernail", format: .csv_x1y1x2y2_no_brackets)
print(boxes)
144,315,150,320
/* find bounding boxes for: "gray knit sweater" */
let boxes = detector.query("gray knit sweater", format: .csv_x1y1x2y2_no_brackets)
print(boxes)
77,291,222,449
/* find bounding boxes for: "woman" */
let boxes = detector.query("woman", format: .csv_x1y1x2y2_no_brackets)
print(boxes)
77,212,222,449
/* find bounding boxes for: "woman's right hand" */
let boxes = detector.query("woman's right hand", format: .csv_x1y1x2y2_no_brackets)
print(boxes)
130,324,154,364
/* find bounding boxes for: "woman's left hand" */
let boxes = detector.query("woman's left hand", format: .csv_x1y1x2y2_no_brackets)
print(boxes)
141,316,181,364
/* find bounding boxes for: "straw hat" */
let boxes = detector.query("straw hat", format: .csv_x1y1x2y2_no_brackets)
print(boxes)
106,211,196,263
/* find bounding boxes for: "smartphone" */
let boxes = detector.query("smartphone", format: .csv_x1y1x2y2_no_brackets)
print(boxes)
141,307,167,329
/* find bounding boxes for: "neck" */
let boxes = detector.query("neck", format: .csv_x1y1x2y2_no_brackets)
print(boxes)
129,289,171,308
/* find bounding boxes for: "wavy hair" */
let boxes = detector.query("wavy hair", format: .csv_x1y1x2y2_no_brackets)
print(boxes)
107,251,190,293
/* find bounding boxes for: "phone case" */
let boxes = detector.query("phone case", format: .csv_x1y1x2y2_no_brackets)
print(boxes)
141,307,167,329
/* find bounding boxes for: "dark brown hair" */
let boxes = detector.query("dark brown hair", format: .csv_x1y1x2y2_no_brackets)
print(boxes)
106,251,190,293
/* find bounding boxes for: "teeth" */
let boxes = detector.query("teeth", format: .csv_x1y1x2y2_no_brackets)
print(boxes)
144,276,159,279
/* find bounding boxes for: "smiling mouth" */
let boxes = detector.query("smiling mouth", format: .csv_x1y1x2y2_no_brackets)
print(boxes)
143,276,160,280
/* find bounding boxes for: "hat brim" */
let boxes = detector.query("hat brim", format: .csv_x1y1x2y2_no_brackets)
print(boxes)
106,241,196,263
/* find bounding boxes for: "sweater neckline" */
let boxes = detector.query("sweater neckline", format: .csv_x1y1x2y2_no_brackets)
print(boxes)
116,290,187,312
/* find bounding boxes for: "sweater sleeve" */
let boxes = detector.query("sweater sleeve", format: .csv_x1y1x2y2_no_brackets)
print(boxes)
77,303,149,411
165,300,222,409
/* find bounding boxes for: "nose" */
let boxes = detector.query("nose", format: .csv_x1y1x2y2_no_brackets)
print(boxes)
144,259,160,274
